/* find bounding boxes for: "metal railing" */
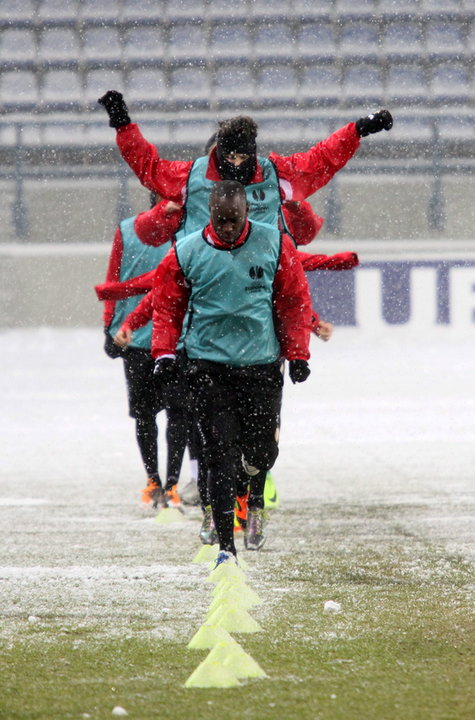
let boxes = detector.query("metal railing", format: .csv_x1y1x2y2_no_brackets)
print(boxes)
2,114,474,239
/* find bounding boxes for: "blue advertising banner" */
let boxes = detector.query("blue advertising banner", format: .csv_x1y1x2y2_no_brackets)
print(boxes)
306,260,475,329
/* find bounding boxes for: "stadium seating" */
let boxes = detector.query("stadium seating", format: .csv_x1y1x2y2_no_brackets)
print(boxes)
170,65,210,108
429,62,471,105
253,23,295,60
207,0,248,20
296,21,337,61
255,63,298,106
381,20,424,59
0,0,473,152
167,22,207,61
341,64,384,107
208,24,252,61
0,0,36,22
38,27,80,64
0,70,39,109
125,67,167,105
0,29,37,67
123,26,165,63
41,69,83,110
82,27,123,64
213,63,256,108
37,0,79,22
386,63,428,106
122,0,164,22
339,20,380,60
84,68,124,107
299,63,341,107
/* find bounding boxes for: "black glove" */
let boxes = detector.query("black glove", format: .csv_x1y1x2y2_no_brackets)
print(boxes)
355,109,393,137
154,357,177,384
103,327,123,359
97,90,131,128
289,359,311,384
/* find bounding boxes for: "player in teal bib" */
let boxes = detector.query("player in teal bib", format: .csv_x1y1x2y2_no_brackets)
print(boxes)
152,181,313,562
175,219,281,366
179,154,283,239
108,215,170,349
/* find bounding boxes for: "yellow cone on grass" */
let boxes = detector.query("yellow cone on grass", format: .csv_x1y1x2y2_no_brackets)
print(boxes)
205,603,228,626
206,562,247,584
207,641,268,680
184,658,240,688
211,577,241,597
207,589,255,614
211,579,262,606
192,545,218,563
154,507,186,524
211,605,263,633
207,554,248,570
187,623,234,650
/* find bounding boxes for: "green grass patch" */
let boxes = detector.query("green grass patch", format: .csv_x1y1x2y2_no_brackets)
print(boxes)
1,505,474,720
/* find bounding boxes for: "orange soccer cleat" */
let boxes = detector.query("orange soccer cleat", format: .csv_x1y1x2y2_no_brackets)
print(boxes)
234,491,249,531
141,477,166,509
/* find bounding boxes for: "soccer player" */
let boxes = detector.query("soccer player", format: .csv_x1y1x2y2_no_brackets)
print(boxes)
97,90,392,240
102,192,189,508
151,180,313,564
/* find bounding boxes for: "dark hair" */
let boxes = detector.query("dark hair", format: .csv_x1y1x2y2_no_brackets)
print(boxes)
218,115,257,140
217,116,258,155
209,180,246,203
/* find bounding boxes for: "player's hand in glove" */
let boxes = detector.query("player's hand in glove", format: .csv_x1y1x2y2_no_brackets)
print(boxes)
289,359,311,384
97,90,131,128
103,326,124,359
355,109,393,137
153,356,177,384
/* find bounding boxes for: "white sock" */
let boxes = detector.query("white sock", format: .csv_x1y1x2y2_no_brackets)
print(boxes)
189,459,198,483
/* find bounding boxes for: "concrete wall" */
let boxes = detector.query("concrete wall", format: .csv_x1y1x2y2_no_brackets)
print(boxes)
1,173,474,328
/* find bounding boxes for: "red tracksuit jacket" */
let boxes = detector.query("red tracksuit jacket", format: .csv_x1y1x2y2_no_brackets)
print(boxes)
102,199,182,327
150,220,312,362
115,122,360,204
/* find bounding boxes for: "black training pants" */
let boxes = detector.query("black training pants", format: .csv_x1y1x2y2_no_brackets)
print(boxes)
188,359,283,552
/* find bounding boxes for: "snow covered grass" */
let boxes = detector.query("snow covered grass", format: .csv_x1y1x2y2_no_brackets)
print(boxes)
0,327,474,718
1,500,473,719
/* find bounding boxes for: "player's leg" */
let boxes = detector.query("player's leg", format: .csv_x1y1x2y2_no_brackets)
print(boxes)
239,362,283,550
191,361,240,558
123,348,166,507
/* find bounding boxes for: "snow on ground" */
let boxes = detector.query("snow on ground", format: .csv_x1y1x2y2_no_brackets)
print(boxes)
0,326,473,640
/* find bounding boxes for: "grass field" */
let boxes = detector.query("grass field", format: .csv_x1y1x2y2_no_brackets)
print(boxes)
1,499,473,720
1,328,474,719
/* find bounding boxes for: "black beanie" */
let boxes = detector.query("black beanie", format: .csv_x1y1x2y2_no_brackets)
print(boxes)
217,132,257,157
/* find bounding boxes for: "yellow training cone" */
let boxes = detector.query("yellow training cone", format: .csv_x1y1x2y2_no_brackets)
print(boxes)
187,624,234,650
154,507,186,524
211,577,241,597
184,658,240,688
192,545,219,563
212,606,263,634
207,589,255,615
206,562,247,584
224,649,267,679
206,641,268,679
211,580,262,607
205,603,228,625
204,637,244,661
207,555,248,570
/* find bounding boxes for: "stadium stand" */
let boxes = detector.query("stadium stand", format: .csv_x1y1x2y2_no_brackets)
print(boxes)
0,0,474,242
0,0,473,125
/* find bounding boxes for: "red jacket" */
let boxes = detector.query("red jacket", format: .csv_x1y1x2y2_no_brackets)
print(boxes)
283,200,324,244
116,122,360,203
150,221,312,362
102,199,182,326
